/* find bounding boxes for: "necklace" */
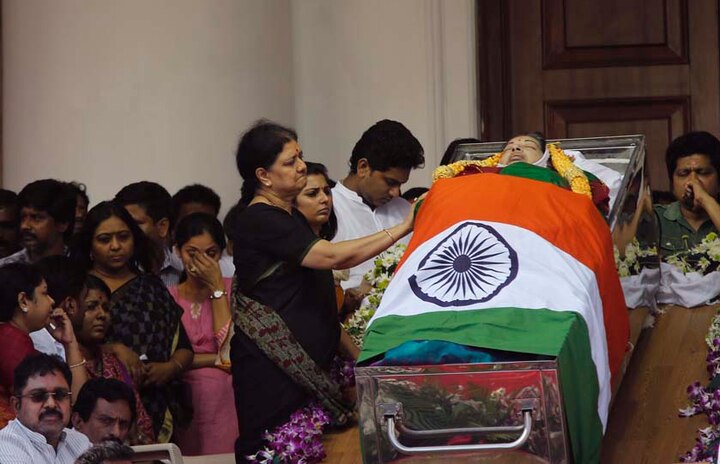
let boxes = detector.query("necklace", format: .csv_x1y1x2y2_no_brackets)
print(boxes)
190,302,202,319
179,284,205,319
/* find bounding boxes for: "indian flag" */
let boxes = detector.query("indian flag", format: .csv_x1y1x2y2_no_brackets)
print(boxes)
359,173,629,464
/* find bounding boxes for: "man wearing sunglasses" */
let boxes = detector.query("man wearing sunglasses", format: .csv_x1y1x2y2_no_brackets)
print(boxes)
0,353,91,463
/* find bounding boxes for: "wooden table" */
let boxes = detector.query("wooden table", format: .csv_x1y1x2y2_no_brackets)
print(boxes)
601,305,717,463
323,426,363,464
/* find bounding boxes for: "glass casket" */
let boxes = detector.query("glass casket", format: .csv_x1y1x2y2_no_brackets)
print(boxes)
355,135,659,464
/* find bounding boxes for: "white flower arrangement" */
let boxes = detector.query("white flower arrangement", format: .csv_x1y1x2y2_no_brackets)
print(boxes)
343,243,407,348
666,232,720,275
614,237,658,278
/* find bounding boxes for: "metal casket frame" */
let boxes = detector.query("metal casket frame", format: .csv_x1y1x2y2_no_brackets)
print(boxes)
354,135,658,463
356,361,567,463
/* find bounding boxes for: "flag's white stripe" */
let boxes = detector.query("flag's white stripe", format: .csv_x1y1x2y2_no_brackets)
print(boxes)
369,220,611,429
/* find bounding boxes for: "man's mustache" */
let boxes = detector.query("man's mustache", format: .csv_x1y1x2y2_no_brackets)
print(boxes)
21,231,37,241
39,410,63,421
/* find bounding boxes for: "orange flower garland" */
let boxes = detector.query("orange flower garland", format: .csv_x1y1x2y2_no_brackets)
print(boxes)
431,152,502,182
547,143,591,197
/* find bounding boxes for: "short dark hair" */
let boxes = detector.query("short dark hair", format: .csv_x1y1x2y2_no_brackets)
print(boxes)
84,274,111,300
235,120,298,205
0,189,18,210
35,256,86,304
18,179,76,242
114,181,173,229
69,182,90,208
0,263,44,322
172,184,221,220
74,440,135,464
71,201,153,273
440,138,482,166
174,212,226,251
303,162,338,240
349,120,424,174
73,377,137,424
13,353,72,396
222,202,244,244
665,131,720,181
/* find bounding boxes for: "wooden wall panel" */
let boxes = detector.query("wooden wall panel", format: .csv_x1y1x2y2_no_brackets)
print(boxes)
478,0,718,193
542,0,689,68
545,97,690,190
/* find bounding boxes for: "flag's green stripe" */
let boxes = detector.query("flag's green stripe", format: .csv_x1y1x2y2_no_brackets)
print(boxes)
360,308,602,464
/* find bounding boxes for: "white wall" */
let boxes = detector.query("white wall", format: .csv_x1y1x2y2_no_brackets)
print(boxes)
3,0,295,213
3,0,477,207
291,0,477,188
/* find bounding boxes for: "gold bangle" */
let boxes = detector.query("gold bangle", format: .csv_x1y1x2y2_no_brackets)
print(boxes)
383,228,395,243
69,359,87,369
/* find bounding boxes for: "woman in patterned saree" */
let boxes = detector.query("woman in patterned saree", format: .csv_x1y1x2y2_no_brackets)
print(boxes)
72,201,193,441
70,273,155,444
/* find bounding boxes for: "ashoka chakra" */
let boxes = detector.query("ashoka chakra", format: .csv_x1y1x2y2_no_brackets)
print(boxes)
409,222,518,306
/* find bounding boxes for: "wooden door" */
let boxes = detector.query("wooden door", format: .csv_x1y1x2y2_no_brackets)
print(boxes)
477,0,720,191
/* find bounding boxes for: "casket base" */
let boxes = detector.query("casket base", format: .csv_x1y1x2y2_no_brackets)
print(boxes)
356,361,569,464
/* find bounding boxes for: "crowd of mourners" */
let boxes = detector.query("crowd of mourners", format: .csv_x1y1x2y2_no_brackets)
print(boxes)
1,116,719,464
0,119,426,464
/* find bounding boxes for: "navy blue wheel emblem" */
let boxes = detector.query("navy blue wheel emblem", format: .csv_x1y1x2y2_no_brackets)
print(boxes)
409,222,518,307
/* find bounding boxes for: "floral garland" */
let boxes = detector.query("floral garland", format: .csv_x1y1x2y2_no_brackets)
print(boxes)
666,232,720,275
343,243,407,348
547,143,591,197
679,310,720,462
614,237,658,278
432,152,503,182
246,357,356,463
431,143,591,197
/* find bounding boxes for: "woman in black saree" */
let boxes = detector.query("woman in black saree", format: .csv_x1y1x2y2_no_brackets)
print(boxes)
73,201,193,441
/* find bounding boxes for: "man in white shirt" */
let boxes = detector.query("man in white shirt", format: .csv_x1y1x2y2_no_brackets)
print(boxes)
0,354,91,463
332,119,425,290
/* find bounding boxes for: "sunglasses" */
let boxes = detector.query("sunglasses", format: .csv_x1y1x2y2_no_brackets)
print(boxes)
16,389,72,403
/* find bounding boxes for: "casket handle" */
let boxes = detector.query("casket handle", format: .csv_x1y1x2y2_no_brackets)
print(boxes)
380,401,534,455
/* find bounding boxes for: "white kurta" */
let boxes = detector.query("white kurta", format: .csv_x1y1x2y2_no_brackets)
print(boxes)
331,181,411,289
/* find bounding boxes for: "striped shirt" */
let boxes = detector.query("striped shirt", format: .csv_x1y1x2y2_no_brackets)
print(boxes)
159,248,183,288
0,419,91,464
0,246,70,267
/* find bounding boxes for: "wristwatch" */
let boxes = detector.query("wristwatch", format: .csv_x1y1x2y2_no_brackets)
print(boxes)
210,289,227,300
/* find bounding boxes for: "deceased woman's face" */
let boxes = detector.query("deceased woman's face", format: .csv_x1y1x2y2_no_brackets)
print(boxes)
500,136,544,165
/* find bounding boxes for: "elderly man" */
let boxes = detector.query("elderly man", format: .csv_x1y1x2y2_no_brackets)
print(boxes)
71,378,136,445
0,354,91,463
